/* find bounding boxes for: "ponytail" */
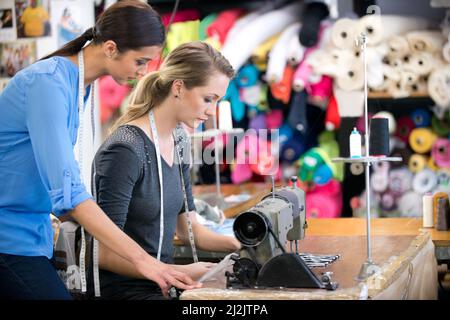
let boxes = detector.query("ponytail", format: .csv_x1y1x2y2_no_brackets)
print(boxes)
109,71,170,133
41,28,96,60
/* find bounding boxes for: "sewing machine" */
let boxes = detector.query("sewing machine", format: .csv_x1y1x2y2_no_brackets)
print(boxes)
226,179,338,290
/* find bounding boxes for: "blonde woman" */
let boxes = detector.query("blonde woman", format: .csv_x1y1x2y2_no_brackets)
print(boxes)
92,41,240,300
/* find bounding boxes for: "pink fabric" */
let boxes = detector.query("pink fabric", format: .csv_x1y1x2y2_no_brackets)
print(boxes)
231,163,253,184
305,180,342,218
432,138,450,168
161,9,201,26
308,75,332,100
207,9,244,44
293,60,312,91
99,76,131,124
265,109,284,129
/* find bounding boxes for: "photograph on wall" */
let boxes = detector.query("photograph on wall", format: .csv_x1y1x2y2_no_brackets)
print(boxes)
50,0,94,47
0,40,37,77
15,0,51,38
0,78,10,93
0,0,17,41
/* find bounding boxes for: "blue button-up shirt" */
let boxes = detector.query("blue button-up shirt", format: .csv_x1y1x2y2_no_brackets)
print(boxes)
0,56,92,258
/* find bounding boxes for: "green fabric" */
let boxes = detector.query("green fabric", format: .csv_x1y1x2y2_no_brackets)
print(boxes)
199,13,218,40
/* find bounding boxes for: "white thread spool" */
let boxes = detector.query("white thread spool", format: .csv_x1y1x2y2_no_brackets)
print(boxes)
422,193,434,228
218,100,233,131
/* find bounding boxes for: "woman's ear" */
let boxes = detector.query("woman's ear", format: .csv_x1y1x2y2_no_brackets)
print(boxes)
172,79,184,98
103,40,118,59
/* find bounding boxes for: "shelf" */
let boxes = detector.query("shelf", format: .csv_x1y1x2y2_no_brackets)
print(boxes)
331,156,403,164
368,91,429,99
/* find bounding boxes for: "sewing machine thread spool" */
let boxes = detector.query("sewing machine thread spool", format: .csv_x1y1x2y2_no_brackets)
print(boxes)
369,117,389,156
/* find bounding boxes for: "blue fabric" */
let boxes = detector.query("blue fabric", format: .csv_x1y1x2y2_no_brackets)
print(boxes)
0,253,72,300
0,57,92,259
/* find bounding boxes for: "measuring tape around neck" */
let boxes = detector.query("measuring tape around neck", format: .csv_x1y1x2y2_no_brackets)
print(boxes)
149,111,198,263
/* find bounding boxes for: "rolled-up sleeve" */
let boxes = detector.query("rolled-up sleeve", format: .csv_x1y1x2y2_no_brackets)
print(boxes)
25,73,91,216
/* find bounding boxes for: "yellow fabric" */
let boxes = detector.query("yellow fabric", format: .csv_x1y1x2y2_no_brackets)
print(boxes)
20,7,49,37
251,33,281,71
166,20,200,54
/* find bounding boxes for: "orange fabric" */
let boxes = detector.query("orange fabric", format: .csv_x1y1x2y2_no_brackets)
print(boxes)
270,64,294,104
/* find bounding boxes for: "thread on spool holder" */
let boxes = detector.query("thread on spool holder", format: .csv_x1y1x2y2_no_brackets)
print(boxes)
369,117,389,156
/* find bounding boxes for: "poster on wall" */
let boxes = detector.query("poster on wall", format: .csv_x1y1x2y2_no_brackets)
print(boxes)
0,0,17,42
50,0,95,48
0,78,10,93
15,0,51,38
0,40,37,77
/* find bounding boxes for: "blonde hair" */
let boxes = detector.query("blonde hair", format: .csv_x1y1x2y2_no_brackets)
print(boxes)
110,41,235,133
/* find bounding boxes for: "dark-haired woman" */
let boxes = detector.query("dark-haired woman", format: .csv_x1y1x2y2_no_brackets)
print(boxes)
0,0,199,300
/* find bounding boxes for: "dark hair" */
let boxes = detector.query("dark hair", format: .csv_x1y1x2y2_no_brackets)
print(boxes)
43,0,165,59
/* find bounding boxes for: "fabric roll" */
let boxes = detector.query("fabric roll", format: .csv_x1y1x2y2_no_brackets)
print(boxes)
413,168,438,194
270,64,294,104
249,113,267,131
313,164,333,185
380,190,398,211
325,94,340,131
400,70,419,89
443,41,450,63
428,156,439,171
241,84,261,107
428,66,450,109
221,2,303,71
298,1,330,47
431,110,450,137
409,128,437,154
225,11,261,46
279,123,294,145
236,64,259,88
287,90,308,132
395,116,415,143
99,76,131,124
389,168,413,196
436,170,450,192
387,35,410,57
371,171,389,193
336,59,364,91
207,9,244,44
404,52,437,76
199,13,218,40
406,30,445,54
411,108,431,128
251,33,281,71
265,109,284,130
224,80,245,122
333,86,364,117
350,162,364,175
398,191,423,217
280,137,305,163
330,18,358,50
387,80,410,99
409,154,428,173
287,33,305,66
292,58,313,92
267,22,302,84
306,180,342,218
357,15,430,46
231,163,253,184
161,9,201,26
432,138,450,168
367,44,389,89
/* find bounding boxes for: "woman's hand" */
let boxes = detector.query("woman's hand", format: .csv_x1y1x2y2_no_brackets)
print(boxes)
174,262,217,281
134,256,202,298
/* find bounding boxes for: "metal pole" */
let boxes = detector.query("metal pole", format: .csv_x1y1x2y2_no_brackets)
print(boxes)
361,33,373,263
213,110,221,196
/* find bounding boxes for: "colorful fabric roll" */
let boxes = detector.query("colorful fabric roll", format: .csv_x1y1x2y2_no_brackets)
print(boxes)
409,128,437,154
431,110,450,137
409,154,428,173
265,109,283,129
432,138,450,168
236,64,259,88
287,33,305,66
380,190,398,211
207,9,244,44
267,22,301,84
325,94,340,131
306,180,342,218
99,76,131,124
221,2,303,71
251,33,281,71
389,168,413,196
280,136,304,163
270,64,294,104
249,113,267,131
199,13,218,40
224,80,245,122
411,108,431,128
287,90,308,132
231,162,253,184
412,168,438,194
241,84,260,107
161,9,201,26
395,116,415,143
279,123,294,145
435,170,450,193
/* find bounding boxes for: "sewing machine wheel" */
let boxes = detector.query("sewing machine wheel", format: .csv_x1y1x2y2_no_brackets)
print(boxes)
233,257,259,286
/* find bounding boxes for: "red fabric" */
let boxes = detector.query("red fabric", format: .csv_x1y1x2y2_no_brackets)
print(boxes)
270,64,294,104
99,76,131,124
206,9,244,44
161,9,201,26
265,109,284,129
325,93,340,130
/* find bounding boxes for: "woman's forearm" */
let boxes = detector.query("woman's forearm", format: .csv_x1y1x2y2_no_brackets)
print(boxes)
70,199,153,270
98,242,146,279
